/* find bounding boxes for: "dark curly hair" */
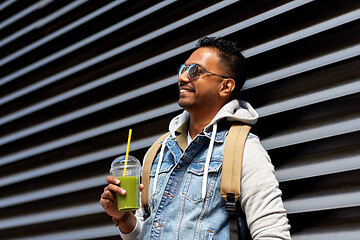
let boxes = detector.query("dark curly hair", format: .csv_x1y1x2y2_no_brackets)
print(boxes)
196,36,246,99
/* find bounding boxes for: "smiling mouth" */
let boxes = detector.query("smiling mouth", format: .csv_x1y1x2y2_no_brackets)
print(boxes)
179,89,193,93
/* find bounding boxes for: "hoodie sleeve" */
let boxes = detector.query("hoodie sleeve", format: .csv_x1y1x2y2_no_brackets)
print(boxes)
118,208,144,240
240,136,292,240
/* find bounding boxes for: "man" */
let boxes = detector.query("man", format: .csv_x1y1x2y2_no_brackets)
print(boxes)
100,36,292,239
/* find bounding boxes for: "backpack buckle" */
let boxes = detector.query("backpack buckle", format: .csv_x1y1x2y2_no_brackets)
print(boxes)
143,204,151,220
226,193,236,215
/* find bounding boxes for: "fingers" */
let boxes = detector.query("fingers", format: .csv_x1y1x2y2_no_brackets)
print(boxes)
105,175,126,195
99,195,114,208
106,175,120,185
101,186,115,201
100,177,130,219
99,186,116,210
107,175,142,193
108,183,126,195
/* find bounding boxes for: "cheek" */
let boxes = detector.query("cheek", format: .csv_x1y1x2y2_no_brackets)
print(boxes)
193,80,221,97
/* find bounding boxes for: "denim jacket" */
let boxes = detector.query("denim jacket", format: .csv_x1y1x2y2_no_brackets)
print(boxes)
140,122,232,239
120,100,291,240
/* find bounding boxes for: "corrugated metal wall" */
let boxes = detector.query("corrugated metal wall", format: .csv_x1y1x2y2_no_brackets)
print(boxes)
1,0,359,239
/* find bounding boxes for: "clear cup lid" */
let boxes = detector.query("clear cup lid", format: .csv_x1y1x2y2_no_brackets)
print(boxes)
110,155,141,173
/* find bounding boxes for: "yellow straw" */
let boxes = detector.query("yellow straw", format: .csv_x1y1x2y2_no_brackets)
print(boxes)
123,129,132,176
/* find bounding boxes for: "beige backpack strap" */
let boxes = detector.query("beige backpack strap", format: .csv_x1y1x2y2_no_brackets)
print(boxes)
141,132,170,218
220,123,251,204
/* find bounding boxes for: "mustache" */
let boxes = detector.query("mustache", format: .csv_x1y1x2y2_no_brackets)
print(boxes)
178,83,195,91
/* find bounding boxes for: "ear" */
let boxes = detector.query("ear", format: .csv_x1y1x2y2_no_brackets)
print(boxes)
219,78,235,98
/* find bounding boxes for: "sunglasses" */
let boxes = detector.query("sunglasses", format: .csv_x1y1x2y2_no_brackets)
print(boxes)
178,64,230,80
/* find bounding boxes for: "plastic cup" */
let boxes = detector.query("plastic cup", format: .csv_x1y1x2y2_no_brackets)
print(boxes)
110,155,141,211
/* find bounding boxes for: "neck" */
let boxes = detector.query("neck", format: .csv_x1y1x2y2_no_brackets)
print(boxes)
187,106,221,139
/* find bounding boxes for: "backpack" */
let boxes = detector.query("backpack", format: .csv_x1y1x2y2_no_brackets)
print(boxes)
141,122,251,240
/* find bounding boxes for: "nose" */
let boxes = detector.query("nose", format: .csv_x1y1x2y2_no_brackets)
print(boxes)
178,69,189,85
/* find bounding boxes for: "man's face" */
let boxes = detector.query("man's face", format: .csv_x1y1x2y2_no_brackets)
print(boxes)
178,47,227,113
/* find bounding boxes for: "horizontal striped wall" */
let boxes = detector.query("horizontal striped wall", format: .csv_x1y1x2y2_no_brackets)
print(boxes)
1,0,360,239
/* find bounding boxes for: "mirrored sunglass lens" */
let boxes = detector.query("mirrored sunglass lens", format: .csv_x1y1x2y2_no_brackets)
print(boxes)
188,64,199,79
178,64,186,77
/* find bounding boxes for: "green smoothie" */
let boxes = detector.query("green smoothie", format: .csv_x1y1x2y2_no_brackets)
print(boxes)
116,176,140,211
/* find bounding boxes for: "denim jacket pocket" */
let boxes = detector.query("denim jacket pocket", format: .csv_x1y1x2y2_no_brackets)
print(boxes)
183,159,222,202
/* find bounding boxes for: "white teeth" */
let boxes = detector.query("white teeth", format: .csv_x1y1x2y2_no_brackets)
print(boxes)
180,89,191,93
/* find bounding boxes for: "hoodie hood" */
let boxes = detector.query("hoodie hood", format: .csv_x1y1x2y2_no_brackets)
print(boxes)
169,99,259,137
